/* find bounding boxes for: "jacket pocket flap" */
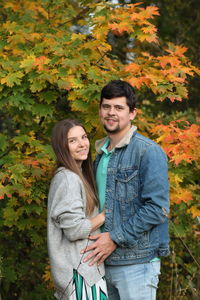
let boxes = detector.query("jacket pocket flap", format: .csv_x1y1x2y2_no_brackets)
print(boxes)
116,169,138,183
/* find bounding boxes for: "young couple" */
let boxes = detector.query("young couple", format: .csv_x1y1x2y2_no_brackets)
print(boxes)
47,80,170,300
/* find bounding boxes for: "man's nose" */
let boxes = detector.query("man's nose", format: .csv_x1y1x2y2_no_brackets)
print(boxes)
108,106,116,115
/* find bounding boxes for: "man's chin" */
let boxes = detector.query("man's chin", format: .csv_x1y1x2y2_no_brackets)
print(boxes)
104,125,120,134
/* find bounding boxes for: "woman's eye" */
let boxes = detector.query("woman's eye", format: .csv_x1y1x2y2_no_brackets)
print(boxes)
68,139,76,143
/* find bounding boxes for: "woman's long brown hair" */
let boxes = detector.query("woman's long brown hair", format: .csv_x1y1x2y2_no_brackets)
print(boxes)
51,119,98,215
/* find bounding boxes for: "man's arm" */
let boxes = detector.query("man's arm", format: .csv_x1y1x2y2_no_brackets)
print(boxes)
109,144,169,247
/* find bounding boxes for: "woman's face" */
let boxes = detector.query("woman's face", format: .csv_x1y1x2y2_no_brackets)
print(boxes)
67,126,90,166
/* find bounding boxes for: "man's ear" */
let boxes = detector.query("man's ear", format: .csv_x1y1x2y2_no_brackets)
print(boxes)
130,108,137,121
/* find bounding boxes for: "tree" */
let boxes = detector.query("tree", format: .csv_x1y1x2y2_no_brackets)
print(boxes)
0,1,199,299
116,0,200,113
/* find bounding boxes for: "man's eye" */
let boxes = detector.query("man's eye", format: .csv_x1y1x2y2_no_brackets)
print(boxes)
116,106,123,110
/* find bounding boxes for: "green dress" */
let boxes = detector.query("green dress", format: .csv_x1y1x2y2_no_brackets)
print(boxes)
68,269,108,300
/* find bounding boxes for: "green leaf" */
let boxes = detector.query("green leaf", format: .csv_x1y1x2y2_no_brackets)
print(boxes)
71,99,89,111
58,67,68,77
39,90,58,104
8,94,34,110
29,80,47,92
31,104,53,117
0,134,8,152
12,135,30,144
1,71,24,87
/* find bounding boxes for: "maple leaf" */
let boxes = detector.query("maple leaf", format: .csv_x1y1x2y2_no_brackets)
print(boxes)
166,43,188,57
23,159,39,167
20,55,36,72
42,264,54,289
4,2,20,12
171,188,193,204
128,76,144,89
33,56,50,71
137,33,158,43
125,63,141,74
159,56,180,68
1,71,24,87
191,65,200,76
141,24,157,35
2,21,18,34
57,79,72,91
187,206,200,218
143,5,160,18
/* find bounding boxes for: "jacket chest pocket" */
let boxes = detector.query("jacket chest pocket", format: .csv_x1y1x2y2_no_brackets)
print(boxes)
115,168,139,202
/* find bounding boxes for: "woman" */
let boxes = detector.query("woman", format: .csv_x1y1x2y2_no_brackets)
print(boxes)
47,119,108,300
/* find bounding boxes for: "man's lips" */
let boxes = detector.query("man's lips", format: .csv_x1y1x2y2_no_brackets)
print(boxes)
105,118,118,124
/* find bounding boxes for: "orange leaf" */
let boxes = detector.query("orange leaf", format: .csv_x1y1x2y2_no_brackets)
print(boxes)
33,56,49,71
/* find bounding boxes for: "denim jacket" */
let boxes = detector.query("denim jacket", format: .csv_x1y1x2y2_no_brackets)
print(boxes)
94,126,170,265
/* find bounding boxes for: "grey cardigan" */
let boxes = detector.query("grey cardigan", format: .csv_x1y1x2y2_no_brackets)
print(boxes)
47,167,105,299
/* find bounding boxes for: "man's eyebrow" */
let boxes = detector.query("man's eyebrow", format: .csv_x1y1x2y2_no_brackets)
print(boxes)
102,103,124,107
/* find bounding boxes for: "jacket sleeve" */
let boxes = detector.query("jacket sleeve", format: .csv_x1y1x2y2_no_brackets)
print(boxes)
109,144,169,247
49,170,92,241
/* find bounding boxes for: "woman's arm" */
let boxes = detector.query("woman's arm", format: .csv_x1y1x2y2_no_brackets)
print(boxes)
49,170,104,241
90,211,105,232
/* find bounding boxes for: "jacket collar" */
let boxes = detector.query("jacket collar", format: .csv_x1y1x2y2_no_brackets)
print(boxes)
95,126,137,154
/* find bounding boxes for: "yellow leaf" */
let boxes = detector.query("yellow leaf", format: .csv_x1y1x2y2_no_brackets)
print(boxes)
1,71,24,87
43,264,54,289
20,55,36,71
187,206,200,218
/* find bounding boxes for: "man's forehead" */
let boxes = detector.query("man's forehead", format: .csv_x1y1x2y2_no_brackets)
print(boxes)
101,96,127,105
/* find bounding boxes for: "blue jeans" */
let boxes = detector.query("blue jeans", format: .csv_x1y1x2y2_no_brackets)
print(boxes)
105,261,161,300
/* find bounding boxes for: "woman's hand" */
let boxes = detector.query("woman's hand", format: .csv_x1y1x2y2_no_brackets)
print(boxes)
90,211,105,232
99,210,105,223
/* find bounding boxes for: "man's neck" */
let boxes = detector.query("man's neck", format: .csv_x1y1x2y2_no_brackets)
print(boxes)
107,125,132,151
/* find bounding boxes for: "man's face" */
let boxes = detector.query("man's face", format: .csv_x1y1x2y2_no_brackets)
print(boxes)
99,97,136,135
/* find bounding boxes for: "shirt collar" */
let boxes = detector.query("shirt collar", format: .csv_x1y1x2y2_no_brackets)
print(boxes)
101,139,114,155
95,125,137,154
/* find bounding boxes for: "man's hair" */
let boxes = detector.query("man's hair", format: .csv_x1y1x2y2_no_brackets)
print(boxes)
100,80,137,112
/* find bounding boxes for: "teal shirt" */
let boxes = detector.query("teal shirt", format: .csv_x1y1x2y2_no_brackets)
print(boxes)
96,139,114,212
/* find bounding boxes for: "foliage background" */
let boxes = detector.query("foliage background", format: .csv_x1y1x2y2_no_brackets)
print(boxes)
0,0,199,299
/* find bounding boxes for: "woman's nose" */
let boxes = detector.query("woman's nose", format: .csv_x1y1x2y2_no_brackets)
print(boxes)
77,139,85,147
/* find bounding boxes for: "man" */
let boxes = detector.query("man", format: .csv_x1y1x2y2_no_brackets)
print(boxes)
82,80,170,300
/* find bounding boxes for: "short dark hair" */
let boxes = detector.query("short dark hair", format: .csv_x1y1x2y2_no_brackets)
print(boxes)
100,80,137,112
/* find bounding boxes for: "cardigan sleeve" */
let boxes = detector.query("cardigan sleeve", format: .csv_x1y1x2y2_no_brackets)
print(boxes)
49,170,92,241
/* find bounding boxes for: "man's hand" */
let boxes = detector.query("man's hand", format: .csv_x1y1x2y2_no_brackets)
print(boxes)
81,232,117,266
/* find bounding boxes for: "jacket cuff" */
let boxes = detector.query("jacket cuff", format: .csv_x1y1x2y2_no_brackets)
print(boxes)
109,227,138,248
109,228,126,247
